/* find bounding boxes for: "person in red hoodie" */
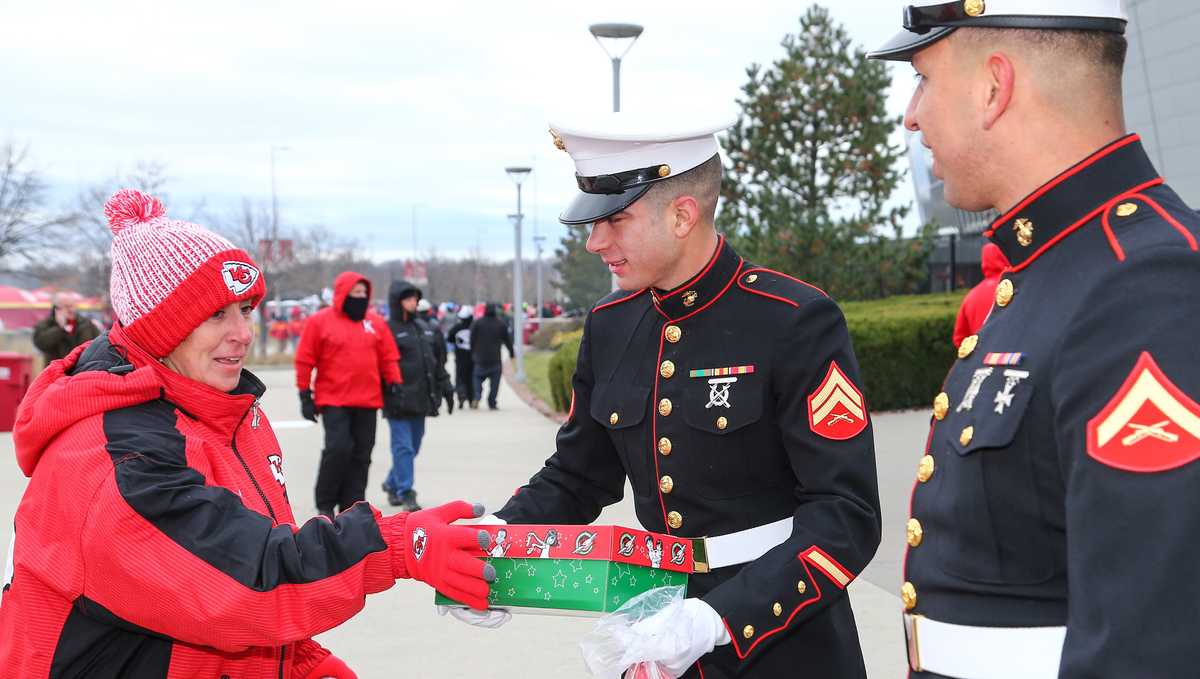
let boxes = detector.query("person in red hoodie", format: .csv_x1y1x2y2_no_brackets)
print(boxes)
0,189,493,678
953,243,1011,348
295,272,402,518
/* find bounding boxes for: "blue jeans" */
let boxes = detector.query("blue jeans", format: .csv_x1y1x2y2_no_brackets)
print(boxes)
385,416,425,493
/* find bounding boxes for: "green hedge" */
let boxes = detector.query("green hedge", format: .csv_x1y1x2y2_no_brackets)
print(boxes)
842,292,963,412
546,292,966,413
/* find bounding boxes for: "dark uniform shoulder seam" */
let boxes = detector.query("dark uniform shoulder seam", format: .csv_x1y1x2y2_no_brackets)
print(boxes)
592,288,649,313
737,267,829,308
1100,192,1200,263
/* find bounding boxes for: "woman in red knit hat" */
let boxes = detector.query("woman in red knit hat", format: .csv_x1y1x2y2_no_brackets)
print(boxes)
0,189,494,678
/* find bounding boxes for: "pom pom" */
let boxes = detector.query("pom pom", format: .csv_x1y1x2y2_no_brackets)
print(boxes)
104,188,166,234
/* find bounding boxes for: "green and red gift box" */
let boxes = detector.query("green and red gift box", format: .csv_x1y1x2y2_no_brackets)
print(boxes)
435,524,693,616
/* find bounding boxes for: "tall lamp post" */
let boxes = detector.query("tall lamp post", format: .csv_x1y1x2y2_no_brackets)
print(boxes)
505,166,532,382
937,226,960,292
533,235,546,322
588,23,643,112
263,145,290,358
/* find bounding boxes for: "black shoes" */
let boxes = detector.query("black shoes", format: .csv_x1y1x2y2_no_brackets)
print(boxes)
400,490,422,512
383,481,404,507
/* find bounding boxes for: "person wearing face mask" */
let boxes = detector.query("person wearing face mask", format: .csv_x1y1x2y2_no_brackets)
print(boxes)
295,271,402,519
0,189,494,678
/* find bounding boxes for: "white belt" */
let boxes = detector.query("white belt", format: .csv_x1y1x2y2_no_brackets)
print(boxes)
904,613,1066,678
692,517,792,572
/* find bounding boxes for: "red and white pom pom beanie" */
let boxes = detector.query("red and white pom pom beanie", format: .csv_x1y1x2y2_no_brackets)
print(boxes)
105,188,267,357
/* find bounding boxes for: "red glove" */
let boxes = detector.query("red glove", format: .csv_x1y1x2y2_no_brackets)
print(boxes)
399,501,494,610
305,653,356,679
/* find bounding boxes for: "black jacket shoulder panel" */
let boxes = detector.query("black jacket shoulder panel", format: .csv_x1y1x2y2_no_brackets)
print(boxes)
736,265,830,308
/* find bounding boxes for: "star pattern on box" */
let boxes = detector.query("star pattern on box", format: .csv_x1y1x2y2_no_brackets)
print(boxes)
553,570,567,589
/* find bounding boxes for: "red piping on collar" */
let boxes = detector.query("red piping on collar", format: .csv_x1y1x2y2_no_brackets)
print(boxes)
1139,194,1199,251
652,260,745,322
984,134,1141,238
1009,177,1163,274
592,288,648,313
737,267,829,307
724,556,824,660
655,236,726,302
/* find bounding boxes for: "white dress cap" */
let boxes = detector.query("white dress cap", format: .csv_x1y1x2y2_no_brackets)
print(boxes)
549,110,735,225
869,0,1128,62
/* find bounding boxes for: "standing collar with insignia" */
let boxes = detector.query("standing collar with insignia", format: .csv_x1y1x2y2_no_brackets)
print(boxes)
984,134,1161,272
651,236,744,321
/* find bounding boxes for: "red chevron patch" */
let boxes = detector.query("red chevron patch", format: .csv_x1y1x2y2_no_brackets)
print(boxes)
807,361,868,440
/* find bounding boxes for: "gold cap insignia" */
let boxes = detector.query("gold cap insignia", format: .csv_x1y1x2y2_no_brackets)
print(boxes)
550,128,566,151
964,0,985,17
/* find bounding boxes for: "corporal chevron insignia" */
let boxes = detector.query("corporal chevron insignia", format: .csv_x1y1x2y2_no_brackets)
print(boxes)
1087,352,1200,472
807,361,868,440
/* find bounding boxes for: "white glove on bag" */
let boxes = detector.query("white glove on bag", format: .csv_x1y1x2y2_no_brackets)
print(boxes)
437,605,512,629
582,587,731,679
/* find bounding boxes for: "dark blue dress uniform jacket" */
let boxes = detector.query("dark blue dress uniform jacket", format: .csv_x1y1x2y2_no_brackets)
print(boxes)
904,134,1200,678
497,238,881,678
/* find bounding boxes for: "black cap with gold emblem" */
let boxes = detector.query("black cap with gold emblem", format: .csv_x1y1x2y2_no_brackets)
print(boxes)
868,0,1128,62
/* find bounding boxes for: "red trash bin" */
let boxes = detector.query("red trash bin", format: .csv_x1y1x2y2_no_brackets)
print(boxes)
0,352,33,432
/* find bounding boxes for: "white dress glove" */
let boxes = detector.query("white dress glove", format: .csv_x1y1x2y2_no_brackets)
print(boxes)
625,598,731,677
437,604,512,628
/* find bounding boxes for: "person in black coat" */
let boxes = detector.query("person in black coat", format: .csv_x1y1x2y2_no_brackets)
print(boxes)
381,280,453,510
448,306,475,410
468,303,513,410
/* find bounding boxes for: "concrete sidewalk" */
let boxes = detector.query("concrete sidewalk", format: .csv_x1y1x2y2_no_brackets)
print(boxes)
0,363,916,677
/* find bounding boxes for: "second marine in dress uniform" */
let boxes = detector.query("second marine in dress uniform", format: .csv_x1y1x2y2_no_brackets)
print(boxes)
489,114,881,677
873,1,1200,676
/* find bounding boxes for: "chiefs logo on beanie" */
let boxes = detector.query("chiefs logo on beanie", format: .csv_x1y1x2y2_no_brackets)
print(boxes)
105,188,267,357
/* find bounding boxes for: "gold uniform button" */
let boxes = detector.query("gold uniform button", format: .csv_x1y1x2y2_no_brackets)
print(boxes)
1116,202,1138,217
667,511,683,529
995,279,1014,307
743,625,755,639
657,437,673,456
716,416,728,430
658,399,673,417
772,602,783,617
746,274,758,284
906,518,924,548
659,476,674,494
660,360,676,379
917,455,935,483
933,392,950,420
964,0,985,17
797,580,807,594
958,334,979,359
901,582,917,610
665,325,682,343
960,426,975,447
609,412,619,425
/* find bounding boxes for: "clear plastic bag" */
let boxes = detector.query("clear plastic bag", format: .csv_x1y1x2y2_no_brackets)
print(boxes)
580,585,686,679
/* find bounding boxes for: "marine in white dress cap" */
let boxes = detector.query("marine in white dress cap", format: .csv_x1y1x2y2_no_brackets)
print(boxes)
868,0,1128,61
549,112,736,225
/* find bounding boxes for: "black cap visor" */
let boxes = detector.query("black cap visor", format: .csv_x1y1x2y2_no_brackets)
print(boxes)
559,184,653,225
868,26,955,61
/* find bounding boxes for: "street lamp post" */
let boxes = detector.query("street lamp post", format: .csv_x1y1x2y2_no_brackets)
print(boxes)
505,166,532,382
264,145,290,358
937,226,960,292
588,23,644,112
533,235,546,322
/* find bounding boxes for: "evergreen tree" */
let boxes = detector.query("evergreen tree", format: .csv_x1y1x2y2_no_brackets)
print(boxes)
554,222,611,311
718,5,932,300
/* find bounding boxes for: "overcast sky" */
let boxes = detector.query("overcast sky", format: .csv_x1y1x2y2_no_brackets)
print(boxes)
0,0,917,262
